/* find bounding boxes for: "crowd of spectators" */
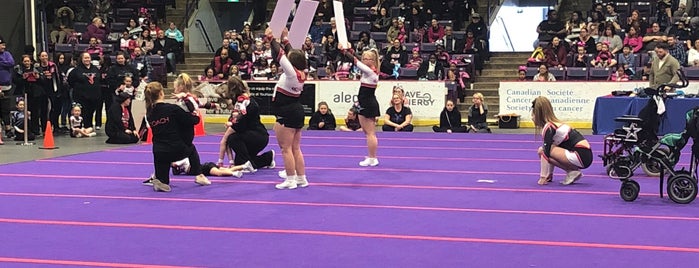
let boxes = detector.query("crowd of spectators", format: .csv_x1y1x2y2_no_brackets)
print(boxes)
524,1,699,81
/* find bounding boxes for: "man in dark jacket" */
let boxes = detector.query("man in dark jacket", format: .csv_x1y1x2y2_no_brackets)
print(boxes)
153,30,178,75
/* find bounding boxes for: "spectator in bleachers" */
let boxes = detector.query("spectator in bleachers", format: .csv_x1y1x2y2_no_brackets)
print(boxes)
518,66,527,81
85,37,104,60
395,19,408,43
565,11,586,43
322,18,340,45
381,39,408,78
153,30,178,75
406,47,423,69
387,18,401,43
355,31,378,57
268,62,281,80
51,6,75,44
138,8,151,28
598,25,622,54
609,65,630,81
603,3,622,31
333,52,355,80
426,19,445,43
536,10,566,47
309,17,328,44
229,30,242,53
461,29,484,75
382,93,414,132
323,34,340,65
687,39,699,66
120,31,136,55
642,22,667,52
632,62,652,81
228,65,240,78
240,24,254,45
130,47,149,81
240,42,253,60
407,5,428,34
446,61,467,102
316,0,334,22
572,45,589,67
440,26,461,54
237,51,253,80
165,22,184,43
372,7,392,32
252,56,270,79
215,39,232,57
434,44,450,67
588,23,600,42
587,10,604,25
127,19,142,38
591,42,617,68
148,21,162,37
252,38,266,62
617,45,637,75
625,10,648,34
533,64,556,81
544,36,568,68
417,53,444,80
667,35,688,67
669,21,692,42
137,29,155,55
212,48,234,80
623,26,644,53
84,17,108,44
656,0,672,30
573,27,597,54
200,66,216,82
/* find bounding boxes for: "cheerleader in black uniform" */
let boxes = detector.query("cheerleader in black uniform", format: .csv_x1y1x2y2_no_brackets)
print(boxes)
339,44,381,166
532,96,592,186
266,27,310,190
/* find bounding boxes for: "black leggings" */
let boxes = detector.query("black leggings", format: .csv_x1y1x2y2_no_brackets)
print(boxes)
74,96,98,128
153,145,202,184
227,131,273,168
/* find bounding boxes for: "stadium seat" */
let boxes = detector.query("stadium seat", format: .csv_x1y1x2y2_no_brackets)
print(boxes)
438,20,453,28
353,7,371,16
525,67,538,79
352,21,371,32
420,42,436,53
400,68,417,79
683,67,699,80
452,31,466,40
100,44,113,54
73,22,88,34
549,67,565,80
630,2,653,17
54,44,74,54
404,42,419,53
566,67,589,80
110,22,127,32
74,43,90,53
371,32,387,42
589,67,612,80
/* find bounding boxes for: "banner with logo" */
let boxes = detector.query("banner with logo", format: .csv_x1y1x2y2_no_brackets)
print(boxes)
315,81,446,119
499,81,649,122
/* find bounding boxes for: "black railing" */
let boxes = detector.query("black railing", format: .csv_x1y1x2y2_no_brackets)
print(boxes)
497,16,515,52
195,19,214,52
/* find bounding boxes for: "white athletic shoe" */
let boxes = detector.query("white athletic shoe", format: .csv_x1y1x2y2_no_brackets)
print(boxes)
278,170,287,179
241,161,257,173
195,174,212,186
359,157,379,167
296,175,309,188
561,170,582,185
276,177,298,189
231,171,243,178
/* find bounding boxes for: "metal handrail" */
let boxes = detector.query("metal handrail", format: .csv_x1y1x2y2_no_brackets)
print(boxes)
195,19,214,52
496,16,515,52
183,0,200,29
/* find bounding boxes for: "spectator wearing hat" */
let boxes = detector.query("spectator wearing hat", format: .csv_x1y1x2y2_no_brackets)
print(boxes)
51,6,75,44
0,36,14,141
105,91,138,144
466,12,490,62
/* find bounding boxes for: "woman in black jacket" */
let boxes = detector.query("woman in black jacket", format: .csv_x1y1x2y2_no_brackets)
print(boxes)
144,81,211,192
67,52,102,129
224,76,274,171
105,92,138,144
13,54,41,135
308,101,336,130
433,100,467,133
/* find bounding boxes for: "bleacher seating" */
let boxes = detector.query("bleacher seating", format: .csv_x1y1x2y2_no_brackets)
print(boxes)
549,67,565,80
400,68,418,79
589,68,612,80
683,67,699,80
54,44,74,54
352,21,371,32
371,32,387,43
566,67,588,80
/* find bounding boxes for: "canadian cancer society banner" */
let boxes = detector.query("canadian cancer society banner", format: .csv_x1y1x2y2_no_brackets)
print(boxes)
498,81,650,122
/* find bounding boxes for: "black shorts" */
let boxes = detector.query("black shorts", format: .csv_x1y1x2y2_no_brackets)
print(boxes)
573,147,593,169
201,162,217,176
273,94,304,129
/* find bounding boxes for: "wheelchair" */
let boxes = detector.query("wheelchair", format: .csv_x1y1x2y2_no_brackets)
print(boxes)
600,72,689,181
619,108,699,204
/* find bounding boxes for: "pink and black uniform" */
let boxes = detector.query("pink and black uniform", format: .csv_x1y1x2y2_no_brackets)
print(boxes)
270,39,306,129
541,122,593,169
349,50,380,117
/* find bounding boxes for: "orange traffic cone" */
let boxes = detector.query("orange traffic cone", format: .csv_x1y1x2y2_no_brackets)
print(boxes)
39,121,58,149
194,111,205,137
144,127,153,144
